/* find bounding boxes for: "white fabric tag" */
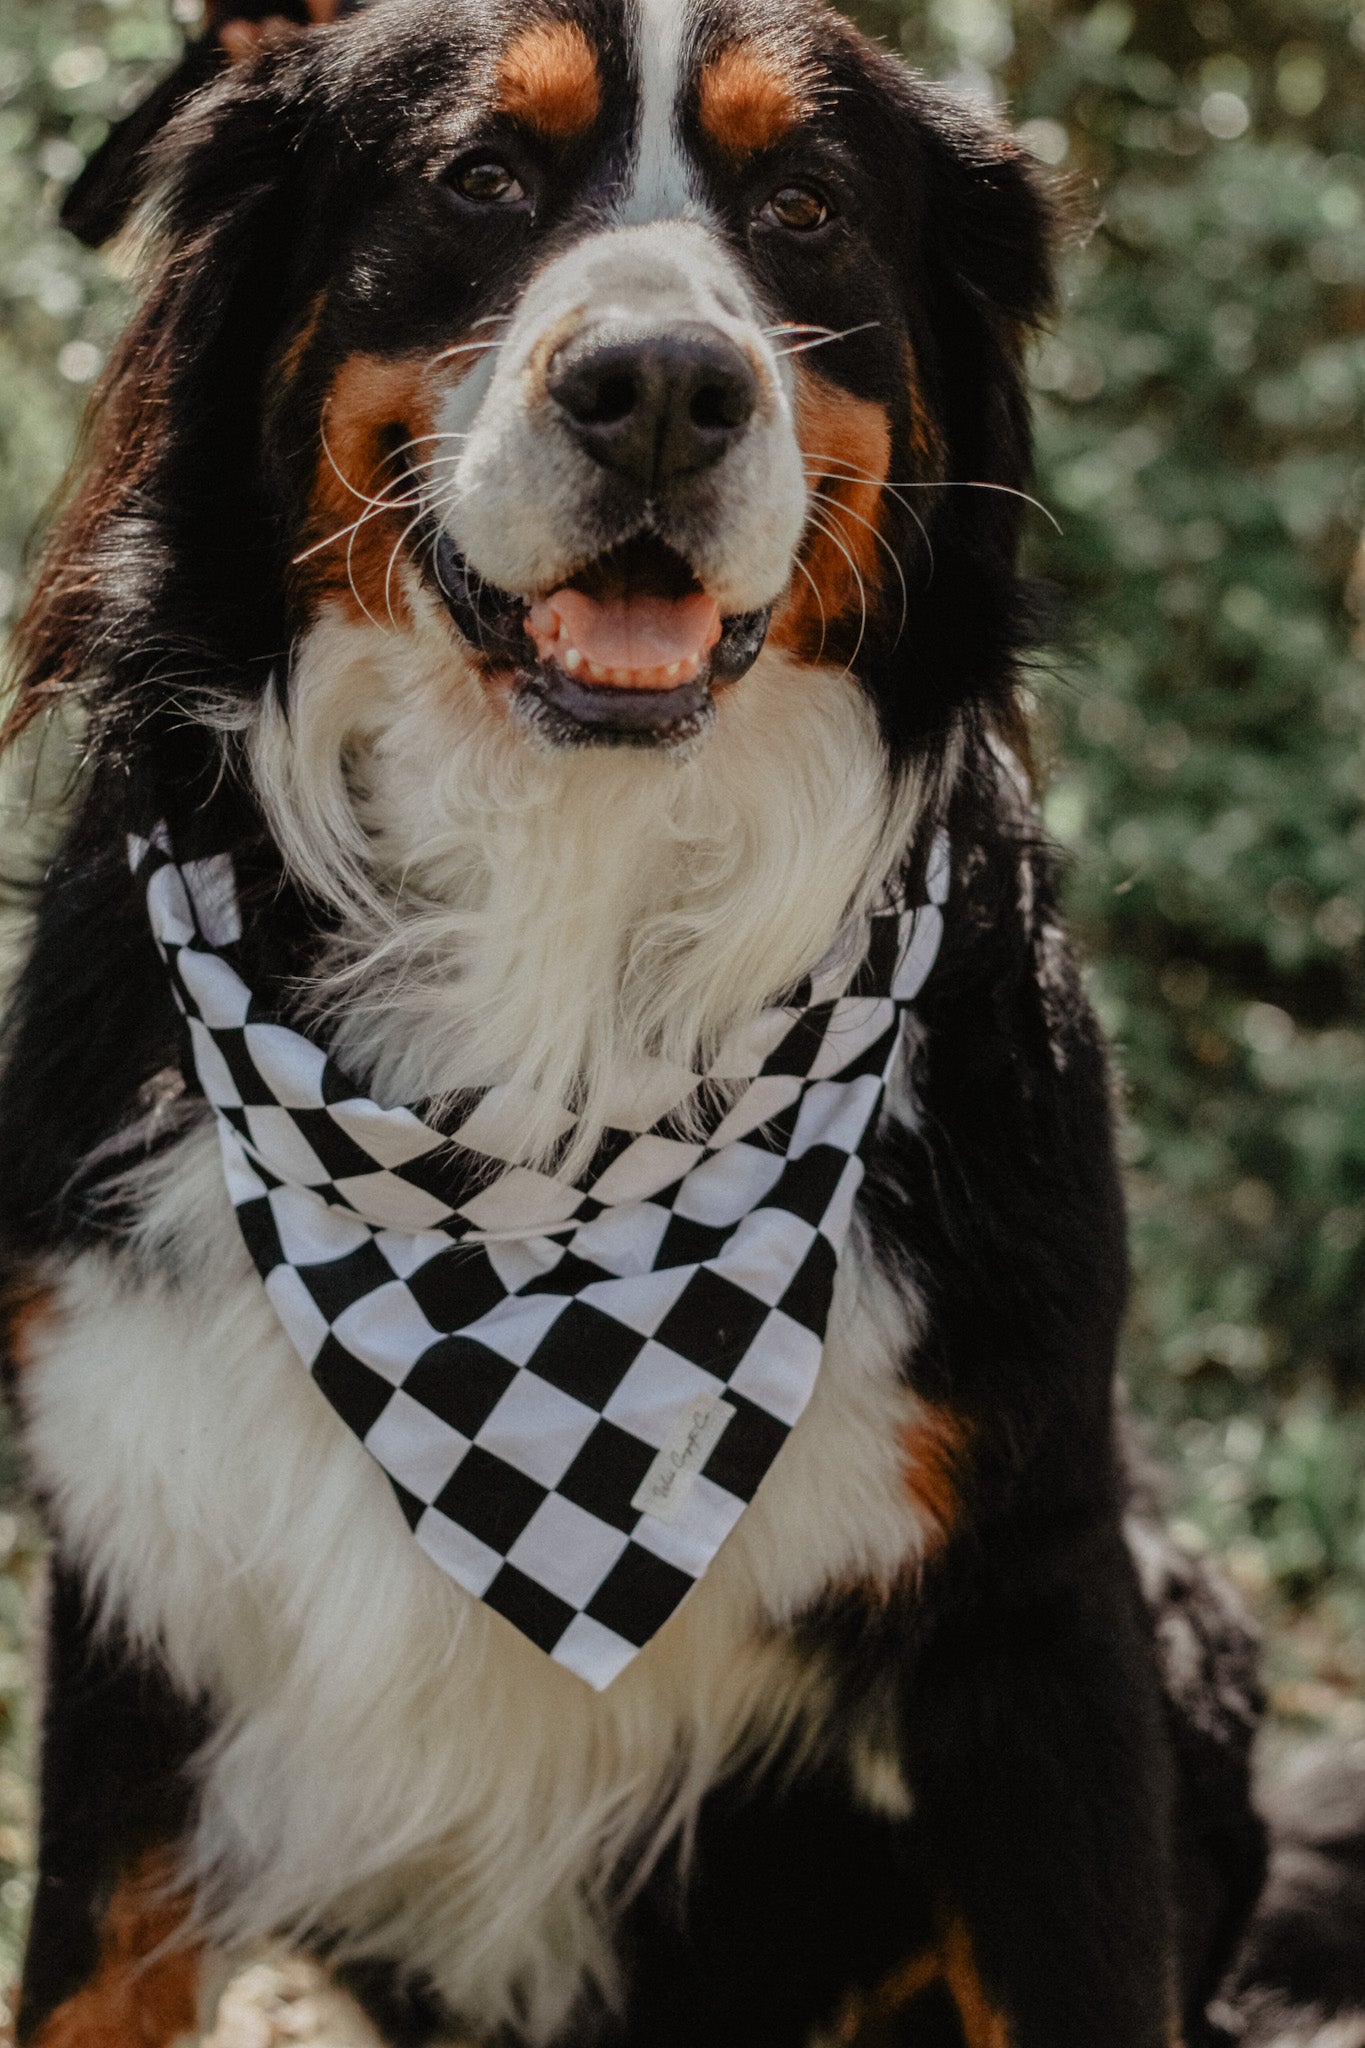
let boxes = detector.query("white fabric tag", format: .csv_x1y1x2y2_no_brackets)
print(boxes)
632,1394,737,1525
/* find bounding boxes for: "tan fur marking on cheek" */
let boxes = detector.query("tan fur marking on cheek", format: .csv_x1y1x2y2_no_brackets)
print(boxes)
299,353,438,627
497,22,601,138
697,46,810,161
29,1849,201,2048
772,368,892,662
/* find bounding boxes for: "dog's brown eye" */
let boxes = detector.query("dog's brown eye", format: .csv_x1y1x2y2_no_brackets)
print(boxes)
450,158,526,206
760,184,830,232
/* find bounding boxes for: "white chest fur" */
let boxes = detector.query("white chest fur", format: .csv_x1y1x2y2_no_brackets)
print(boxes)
23,1115,929,2042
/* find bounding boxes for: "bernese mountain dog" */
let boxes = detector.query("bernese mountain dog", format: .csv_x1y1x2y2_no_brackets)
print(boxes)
0,0,1326,2042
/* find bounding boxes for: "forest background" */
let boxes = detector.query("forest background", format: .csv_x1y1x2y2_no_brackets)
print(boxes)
0,0,1361,2016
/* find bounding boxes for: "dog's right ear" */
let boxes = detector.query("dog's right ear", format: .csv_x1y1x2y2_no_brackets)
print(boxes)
10,44,334,742
59,0,344,248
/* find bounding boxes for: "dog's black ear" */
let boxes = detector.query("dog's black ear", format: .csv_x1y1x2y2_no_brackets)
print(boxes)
890,78,1057,509
59,0,349,248
59,21,234,249
911,87,1058,341
836,37,1057,325
909,89,1057,613
12,48,329,737
833,37,1058,514
830,40,1059,749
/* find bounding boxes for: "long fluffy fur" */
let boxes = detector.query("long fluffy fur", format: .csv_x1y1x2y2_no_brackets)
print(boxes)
246,599,932,1175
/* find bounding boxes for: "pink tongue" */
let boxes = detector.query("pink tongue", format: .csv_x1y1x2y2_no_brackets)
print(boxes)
535,588,722,676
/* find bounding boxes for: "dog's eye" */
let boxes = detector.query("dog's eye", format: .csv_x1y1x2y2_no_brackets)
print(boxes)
759,184,830,232
448,157,526,207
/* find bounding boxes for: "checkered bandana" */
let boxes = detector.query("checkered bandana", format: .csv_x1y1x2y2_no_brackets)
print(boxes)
132,825,948,1688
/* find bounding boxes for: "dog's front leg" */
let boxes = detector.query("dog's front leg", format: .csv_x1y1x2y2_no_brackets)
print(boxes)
895,1516,1180,2048
16,1554,210,2048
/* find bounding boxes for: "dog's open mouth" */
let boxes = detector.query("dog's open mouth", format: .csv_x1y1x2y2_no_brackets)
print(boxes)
432,532,771,747
527,544,721,690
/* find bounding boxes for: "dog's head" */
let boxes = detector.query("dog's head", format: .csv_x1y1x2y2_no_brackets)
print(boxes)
21,0,1052,752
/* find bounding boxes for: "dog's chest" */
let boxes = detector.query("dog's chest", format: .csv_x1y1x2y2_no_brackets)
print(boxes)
22,1118,929,2037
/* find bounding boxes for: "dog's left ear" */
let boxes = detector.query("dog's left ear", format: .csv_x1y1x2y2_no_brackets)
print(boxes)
910,88,1057,343
838,44,1059,744
880,71,1057,502
904,84,1056,560
833,35,1058,514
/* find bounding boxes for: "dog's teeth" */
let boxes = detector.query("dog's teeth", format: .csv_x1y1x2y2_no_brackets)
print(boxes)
562,646,582,672
664,663,682,682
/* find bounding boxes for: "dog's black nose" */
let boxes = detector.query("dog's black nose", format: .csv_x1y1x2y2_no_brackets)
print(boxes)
547,325,758,489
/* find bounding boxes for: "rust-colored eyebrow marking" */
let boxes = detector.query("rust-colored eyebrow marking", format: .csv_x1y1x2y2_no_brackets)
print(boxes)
496,20,602,138
697,45,812,161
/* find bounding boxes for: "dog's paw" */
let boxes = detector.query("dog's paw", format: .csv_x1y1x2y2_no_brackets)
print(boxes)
198,1958,387,2048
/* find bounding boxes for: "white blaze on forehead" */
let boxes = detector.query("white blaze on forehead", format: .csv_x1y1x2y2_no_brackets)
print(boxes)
620,0,700,224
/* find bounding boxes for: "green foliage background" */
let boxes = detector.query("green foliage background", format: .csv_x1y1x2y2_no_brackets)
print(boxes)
0,0,1362,2014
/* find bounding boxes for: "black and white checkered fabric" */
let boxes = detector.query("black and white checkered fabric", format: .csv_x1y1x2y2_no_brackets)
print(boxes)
132,825,948,1688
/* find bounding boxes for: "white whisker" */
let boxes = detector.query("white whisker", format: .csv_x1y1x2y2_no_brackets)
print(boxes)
384,502,435,629
803,506,869,674
318,416,400,516
424,337,505,372
810,489,911,638
791,554,829,662
378,428,473,470
294,483,425,567
808,470,935,591
804,453,1064,536
774,322,881,359
343,490,389,633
